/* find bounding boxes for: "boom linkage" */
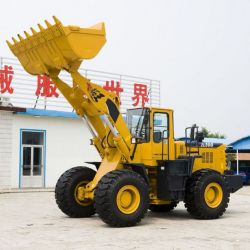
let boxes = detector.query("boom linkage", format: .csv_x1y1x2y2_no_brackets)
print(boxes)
51,70,133,190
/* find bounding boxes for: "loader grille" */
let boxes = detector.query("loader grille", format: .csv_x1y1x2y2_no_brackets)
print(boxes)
180,145,184,155
202,152,214,163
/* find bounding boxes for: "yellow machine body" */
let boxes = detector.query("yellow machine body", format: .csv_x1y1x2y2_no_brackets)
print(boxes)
7,17,230,207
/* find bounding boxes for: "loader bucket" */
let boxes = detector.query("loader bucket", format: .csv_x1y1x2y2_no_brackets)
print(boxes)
7,16,106,75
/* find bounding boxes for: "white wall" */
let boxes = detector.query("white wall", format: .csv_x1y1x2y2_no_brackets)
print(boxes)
0,111,13,189
11,114,100,188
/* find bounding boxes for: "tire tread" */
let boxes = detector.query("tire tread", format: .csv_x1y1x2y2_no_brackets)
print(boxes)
55,166,96,218
94,169,149,227
184,169,230,219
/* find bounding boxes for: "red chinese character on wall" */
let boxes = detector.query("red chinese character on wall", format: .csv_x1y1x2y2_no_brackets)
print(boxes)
35,75,59,97
0,65,14,94
132,83,149,107
103,80,124,97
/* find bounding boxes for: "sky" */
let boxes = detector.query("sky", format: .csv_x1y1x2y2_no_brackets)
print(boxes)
0,0,249,140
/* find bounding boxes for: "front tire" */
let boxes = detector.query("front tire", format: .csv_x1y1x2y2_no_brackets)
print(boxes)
94,169,149,227
55,166,96,218
184,170,230,219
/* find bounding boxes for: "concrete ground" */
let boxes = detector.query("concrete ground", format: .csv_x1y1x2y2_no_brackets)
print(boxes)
0,187,250,250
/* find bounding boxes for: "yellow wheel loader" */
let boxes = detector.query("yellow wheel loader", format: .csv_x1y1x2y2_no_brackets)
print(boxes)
7,17,243,227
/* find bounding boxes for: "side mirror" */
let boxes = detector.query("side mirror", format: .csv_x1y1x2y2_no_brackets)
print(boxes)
196,132,204,143
190,124,196,141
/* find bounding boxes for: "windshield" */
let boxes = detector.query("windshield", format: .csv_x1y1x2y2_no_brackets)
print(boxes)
126,108,150,142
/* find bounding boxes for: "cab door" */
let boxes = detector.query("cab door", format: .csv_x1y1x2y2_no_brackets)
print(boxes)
152,112,169,160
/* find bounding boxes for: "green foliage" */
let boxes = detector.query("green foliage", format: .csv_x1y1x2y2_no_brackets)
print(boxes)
201,127,226,139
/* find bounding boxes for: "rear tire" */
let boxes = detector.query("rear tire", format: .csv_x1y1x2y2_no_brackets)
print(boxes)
94,169,149,227
149,202,178,212
184,169,230,219
55,166,96,218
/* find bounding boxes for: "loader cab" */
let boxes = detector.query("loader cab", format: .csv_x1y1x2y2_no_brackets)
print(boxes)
126,107,175,163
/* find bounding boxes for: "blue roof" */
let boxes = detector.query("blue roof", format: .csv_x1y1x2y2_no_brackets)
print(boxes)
229,135,250,150
16,108,78,119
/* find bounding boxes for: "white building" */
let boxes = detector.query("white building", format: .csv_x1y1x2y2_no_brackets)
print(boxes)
0,107,99,188
0,57,160,189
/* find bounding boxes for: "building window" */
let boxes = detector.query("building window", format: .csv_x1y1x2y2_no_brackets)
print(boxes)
22,131,44,145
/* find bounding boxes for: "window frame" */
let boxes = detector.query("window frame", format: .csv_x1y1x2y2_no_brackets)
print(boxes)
19,129,46,188
153,112,169,143
126,108,150,143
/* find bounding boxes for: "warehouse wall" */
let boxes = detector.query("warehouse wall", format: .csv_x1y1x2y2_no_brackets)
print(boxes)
0,111,13,189
11,114,100,188
239,153,250,161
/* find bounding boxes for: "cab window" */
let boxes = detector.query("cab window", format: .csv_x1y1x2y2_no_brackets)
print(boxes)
126,108,150,143
153,113,168,143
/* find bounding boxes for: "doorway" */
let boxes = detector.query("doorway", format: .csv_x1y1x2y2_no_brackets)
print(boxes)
20,130,45,188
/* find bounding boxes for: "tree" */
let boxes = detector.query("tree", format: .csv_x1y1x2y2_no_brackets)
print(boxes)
201,127,226,139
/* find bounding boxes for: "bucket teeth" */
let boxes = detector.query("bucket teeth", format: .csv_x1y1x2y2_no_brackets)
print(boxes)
38,23,45,31
45,20,52,27
17,34,24,41
30,27,37,35
6,40,12,47
52,16,61,24
24,31,31,38
12,37,18,44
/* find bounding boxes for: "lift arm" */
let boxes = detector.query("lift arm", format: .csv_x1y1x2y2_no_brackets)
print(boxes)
7,16,133,189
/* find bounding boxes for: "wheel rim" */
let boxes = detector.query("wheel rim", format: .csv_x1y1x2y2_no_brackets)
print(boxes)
74,181,92,206
116,185,140,214
204,182,223,208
